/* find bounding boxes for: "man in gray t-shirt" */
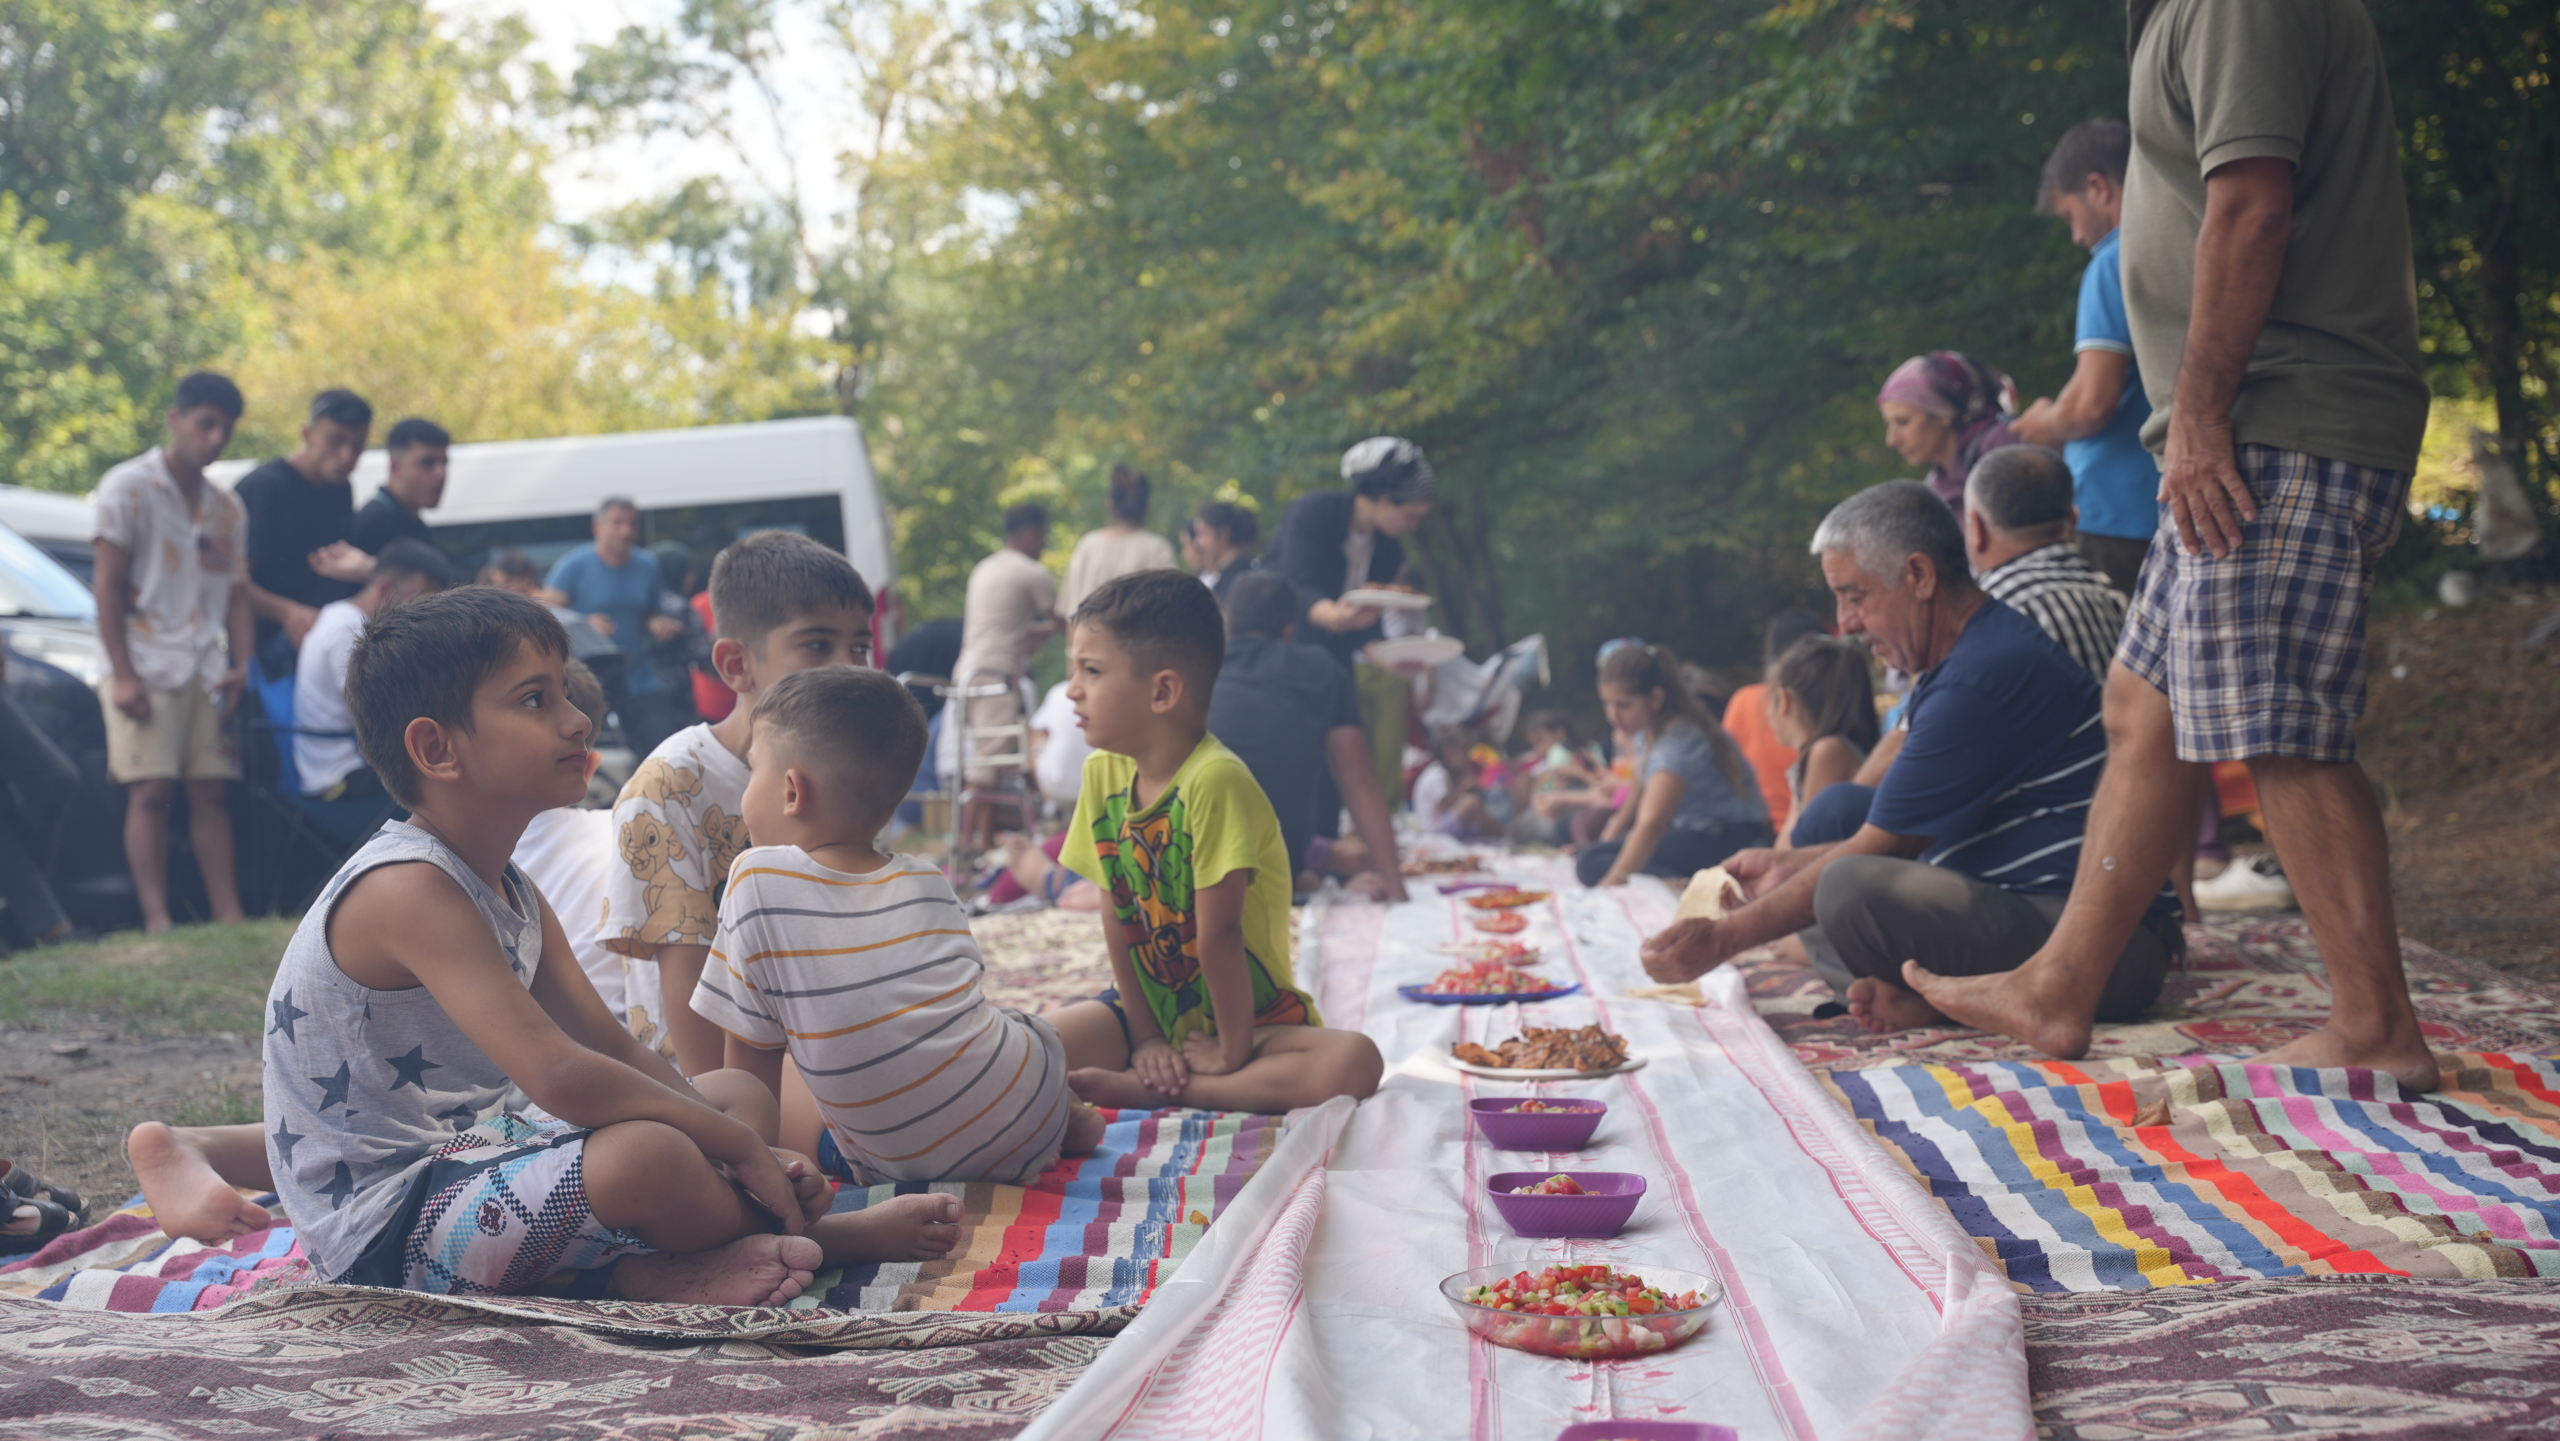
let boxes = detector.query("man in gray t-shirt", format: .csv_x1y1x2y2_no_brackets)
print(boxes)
1908,0,2439,1092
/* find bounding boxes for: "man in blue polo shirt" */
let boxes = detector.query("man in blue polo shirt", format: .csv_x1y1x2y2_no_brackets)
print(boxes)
1635,481,2180,1032
2013,119,2157,595
541,497,684,755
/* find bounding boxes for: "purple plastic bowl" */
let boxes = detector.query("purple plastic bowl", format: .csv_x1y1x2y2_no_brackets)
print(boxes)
1556,1423,1738,1441
1486,1171,1645,1239
1469,1096,1606,1152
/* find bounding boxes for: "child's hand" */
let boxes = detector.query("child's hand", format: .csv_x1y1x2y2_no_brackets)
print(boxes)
1130,1038,1189,1096
704,1122,806,1236
1180,1029,1238,1078
776,1150,834,1229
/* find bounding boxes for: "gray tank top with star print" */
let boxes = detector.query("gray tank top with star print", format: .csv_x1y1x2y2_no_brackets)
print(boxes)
259,820,546,1281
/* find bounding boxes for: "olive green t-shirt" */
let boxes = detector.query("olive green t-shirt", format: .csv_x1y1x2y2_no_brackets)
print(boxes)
2121,0,2429,475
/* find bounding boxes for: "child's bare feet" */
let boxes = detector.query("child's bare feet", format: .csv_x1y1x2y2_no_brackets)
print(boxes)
777,1151,834,1230
811,1190,964,1266
1069,1066,1181,1111
615,1233,823,1306
1063,1099,1109,1157
127,1123,272,1242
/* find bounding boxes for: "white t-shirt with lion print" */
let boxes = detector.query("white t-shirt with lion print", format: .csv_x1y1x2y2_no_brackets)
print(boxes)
600,723,751,1059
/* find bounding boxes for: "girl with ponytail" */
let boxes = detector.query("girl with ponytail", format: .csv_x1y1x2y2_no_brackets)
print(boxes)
1578,642,1774,887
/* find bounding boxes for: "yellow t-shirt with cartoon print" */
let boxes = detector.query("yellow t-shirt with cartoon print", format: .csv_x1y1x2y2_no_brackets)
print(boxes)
1060,734,1317,1047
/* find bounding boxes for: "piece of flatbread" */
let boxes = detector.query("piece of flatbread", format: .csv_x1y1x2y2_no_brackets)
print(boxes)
1674,865,1744,923
1625,981,1706,1006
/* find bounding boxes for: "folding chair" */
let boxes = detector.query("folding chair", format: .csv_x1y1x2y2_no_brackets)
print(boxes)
238,659,402,914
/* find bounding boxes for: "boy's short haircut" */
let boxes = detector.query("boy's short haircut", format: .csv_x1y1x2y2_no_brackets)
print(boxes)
309,388,374,430
172,371,245,420
1073,569,1225,705
708,531,874,651
373,538,454,593
386,417,451,451
2037,118,2132,209
752,666,927,820
1222,569,1298,640
1001,501,1049,535
484,548,538,586
1195,499,1259,548
595,495,638,521
348,587,570,806
562,659,607,736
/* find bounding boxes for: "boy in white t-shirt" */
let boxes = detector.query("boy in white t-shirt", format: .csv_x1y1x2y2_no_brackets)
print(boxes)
694,666,1106,1185
602,532,874,1075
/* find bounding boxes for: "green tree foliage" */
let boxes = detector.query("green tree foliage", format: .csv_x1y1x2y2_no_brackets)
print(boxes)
0,195,140,492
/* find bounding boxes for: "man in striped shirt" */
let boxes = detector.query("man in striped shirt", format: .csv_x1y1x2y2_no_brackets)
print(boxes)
1964,445,2129,680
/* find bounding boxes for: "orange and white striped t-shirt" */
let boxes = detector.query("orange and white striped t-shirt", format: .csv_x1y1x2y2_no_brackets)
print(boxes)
690,845,1071,1185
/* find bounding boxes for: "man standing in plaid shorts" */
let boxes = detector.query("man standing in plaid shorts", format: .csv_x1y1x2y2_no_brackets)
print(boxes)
1909,0,2439,1090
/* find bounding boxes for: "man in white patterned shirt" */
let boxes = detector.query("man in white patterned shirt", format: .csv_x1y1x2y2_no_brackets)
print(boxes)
1963,446,2127,681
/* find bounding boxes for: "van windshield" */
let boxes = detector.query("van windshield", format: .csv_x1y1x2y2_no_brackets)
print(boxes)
0,523,97,620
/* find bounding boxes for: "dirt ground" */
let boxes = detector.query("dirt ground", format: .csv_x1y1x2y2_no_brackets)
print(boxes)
0,1028,261,1221
2361,590,2560,981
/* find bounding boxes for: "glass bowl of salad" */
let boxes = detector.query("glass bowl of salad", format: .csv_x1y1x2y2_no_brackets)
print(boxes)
1438,1262,1725,1359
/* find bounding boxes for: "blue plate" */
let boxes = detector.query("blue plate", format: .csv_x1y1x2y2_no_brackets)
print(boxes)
1398,983,1582,1006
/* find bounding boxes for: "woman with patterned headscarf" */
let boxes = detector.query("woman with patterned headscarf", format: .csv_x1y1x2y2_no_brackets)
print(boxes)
1877,352,2021,507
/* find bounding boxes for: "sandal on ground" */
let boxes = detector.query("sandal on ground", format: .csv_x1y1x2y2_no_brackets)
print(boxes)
0,1159,83,1216
0,1197,74,1257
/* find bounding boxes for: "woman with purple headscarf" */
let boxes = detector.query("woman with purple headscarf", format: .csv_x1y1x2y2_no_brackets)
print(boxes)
1877,352,2021,507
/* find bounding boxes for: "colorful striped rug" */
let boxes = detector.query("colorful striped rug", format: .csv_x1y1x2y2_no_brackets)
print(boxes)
0,1106,1281,1315
815,1107,1286,1310
1828,1051,2560,1291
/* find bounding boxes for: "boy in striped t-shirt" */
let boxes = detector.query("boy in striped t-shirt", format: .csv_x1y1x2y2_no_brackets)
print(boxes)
692,667,1107,1186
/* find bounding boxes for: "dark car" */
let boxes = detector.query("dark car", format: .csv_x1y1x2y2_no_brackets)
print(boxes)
0,522,136,930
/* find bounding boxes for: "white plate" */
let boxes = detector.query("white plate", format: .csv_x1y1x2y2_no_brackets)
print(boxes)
1370,634,1466,668
1449,1055,1649,1082
1342,587,1433,610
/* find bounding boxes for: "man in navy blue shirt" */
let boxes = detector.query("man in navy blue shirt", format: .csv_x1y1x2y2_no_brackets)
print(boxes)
541,497,684,755
2012,120,2158,596
1639,481,2178,1032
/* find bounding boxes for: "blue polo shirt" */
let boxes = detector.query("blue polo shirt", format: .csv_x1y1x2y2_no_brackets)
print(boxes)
545,544,666,692
1868,600,2168,918
2068,230,2160,543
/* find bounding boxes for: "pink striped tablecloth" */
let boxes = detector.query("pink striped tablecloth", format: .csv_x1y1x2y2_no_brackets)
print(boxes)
1025,857,2031,1441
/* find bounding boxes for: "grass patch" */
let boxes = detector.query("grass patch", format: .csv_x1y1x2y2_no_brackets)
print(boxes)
0,919,295,1038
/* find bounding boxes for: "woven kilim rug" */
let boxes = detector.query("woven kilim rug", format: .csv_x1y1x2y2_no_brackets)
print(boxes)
0,1284,1126,1439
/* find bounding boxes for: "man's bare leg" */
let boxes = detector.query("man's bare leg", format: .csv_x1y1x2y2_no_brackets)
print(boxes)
185,779,247,923
126,1122,275,1241
2246,756,2437,1090
124,779,176,934
1905,664,2199,1057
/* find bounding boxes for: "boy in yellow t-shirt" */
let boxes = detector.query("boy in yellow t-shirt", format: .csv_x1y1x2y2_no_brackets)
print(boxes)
1045,571,1384,1113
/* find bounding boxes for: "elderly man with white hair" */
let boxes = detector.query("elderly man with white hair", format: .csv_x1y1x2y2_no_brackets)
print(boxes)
1639,480,2181,1032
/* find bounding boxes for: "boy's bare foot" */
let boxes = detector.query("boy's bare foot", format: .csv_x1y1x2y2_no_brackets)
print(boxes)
811,1190,965,1266
1069,1066,1180,1111
127,1123,272,1242
2254,1027,2441,1093
1845,977,1946,1035
615,1233,823,1307
1901,961,2095,1059
1063,1099,1109,1157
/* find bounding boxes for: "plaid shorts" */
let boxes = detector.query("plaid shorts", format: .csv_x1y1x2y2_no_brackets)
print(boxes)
345,1113,652,1297
2117,444,2407,763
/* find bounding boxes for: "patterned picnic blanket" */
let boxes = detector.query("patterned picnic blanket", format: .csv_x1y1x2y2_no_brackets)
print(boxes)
0,1106,1282,1317
1828,1052,2560,1292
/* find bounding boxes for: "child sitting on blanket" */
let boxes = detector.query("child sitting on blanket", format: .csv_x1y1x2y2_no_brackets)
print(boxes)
126,660,702,1243
603,531,875,1077
1041,571,1386,1113
690,666,1107,1184
249,587,955,1298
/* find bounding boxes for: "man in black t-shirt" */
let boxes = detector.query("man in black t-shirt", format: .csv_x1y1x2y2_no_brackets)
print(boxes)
237,388,375,672
1208,570,1408,899
349,418,449,554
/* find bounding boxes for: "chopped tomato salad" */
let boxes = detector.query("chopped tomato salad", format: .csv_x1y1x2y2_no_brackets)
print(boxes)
1507,1100,1590,1113
1462,1264,1704,1318
1507,1173,1588,1195
1472,912,1529,934
1422,960,1559,996
1465,888,1551,910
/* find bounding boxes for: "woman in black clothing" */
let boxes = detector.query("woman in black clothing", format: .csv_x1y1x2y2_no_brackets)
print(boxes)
1264,436,1437,670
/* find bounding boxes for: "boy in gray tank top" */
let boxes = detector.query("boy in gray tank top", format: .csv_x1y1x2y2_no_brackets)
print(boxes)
255,587,959,1301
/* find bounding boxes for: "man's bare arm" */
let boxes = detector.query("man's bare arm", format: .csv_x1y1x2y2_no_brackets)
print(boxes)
241,577,319,645
92,539,149,720
2162,156,2292,557
2014,350,2131,447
